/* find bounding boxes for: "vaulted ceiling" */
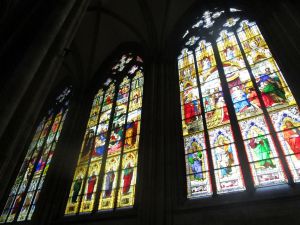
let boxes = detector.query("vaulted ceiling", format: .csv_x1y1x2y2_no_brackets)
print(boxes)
64,0,272,88
64,0,199,85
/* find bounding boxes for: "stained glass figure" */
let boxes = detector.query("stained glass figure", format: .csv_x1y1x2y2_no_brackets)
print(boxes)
239,116,286,186
117,151,137,207
0,87,71,223
209,126,245,192
185,133,211,197
237,20,296,112
270,107,300,181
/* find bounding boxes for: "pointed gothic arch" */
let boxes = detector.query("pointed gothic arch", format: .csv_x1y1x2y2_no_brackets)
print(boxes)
178,7,300,199
65,52,144,215
0,85,72,223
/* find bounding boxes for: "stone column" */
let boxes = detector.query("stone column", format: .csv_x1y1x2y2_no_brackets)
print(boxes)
0,0,78,138
0,0,90,201
137,56,169,225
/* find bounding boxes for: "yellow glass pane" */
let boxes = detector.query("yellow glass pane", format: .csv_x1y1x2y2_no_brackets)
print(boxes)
65,197,80,215
117,185,135,208
98,189,116,210
79,193,96,213
122,151,138,168
124,135,140,152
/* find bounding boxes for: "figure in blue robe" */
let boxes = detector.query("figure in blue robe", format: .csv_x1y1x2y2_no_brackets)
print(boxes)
231,87,250,113
105,170,115,197
188,152,203,180
95,133,106,156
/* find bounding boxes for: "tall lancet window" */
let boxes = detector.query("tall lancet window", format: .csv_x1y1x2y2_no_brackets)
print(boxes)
178,8,300,199
0,86,71,223
65,53,144,215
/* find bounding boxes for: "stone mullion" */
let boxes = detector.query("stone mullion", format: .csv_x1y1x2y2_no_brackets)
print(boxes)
31,1,92,221
192,47,218,195
113,76,134,210
25,108,67,221
137,60,163,225
35,89,90,224
0,0,91,202
0,117,47,222
0,0,79,138
211,37,255,191
92,88,111,213
233,30,294,184
13,113,56,222
93,83,119,212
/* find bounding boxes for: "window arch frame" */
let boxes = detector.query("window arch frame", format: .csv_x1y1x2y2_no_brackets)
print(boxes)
175,5,300,206
0,83,72,223
63,50,146,217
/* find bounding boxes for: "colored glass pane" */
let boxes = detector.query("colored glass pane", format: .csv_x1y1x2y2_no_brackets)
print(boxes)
238,116,286,186
0,87,71,223
270,106,300,181
184,133,211,197
208,125,245,193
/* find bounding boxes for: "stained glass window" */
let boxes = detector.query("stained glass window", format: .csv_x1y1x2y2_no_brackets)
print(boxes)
65,53,143,215
179,8,300,198
0,87,71,223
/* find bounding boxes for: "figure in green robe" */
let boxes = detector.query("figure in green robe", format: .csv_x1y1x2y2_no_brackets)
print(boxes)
249,135,275,168
262,79,286,101
259,68,286,104
72,176,82,203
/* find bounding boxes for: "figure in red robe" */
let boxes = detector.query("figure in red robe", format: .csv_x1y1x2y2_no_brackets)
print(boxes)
247,88,261,108
87,173,97,200
105,95,112,105
11,194,23,214
184,95,200,124
261,93,275,107
122,164,133,194
51,114,61,133
184,102,196,123
283,121,300,159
